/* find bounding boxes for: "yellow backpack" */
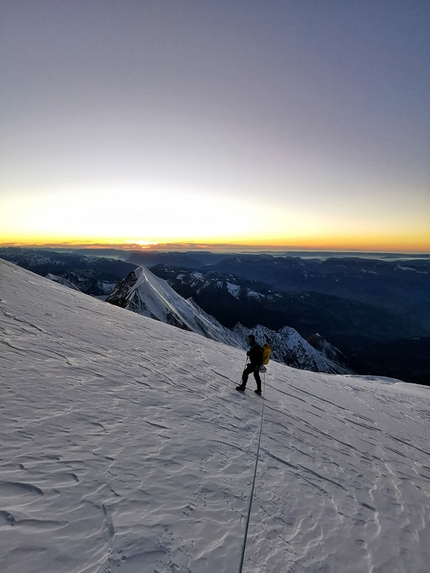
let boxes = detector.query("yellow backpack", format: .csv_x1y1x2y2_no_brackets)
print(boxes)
261,343,271,365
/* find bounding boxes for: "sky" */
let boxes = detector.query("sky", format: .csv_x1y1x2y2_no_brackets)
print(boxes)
1,0,429,252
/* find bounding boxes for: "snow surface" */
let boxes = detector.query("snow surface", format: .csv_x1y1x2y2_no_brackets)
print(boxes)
1,258,430,573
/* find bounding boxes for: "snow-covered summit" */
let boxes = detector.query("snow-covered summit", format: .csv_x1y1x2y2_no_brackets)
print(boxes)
106,266,240,347
1,258,430,573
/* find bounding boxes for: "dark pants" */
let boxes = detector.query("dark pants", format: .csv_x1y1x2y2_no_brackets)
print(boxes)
242,364,261,391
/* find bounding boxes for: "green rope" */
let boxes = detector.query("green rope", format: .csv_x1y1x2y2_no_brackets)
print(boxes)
237,369,266,573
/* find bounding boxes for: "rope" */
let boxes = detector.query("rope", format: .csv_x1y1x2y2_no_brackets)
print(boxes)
237,368,266,573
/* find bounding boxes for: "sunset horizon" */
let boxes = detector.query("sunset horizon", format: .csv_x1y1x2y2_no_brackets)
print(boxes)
1,237,429,255
1,2,429,260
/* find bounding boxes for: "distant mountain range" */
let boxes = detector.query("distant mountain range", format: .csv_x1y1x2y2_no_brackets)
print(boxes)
143,256,430,385
1,247,429,383
126,249,430,332
0,247,136,296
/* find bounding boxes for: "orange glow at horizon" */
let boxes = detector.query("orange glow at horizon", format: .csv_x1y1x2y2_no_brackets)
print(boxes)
2,181,429,255
1,231,429,253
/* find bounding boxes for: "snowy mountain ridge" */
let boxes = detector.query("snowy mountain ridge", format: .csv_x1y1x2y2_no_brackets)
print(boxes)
1,259,429,573
106,266,241,348
233,324,352,375
106,266,351,375
0,247,136,296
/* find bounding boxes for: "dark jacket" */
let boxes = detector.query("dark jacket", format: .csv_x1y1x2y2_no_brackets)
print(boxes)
248,343,262,367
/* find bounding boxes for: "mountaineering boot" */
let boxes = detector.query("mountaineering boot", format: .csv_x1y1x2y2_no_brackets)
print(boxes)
254,389,262,396
236,384,246,392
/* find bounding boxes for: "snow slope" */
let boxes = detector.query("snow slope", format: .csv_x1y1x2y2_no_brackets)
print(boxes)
1,258,430,573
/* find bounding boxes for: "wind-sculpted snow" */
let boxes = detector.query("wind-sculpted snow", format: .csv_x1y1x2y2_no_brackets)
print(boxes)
1,258,430,573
